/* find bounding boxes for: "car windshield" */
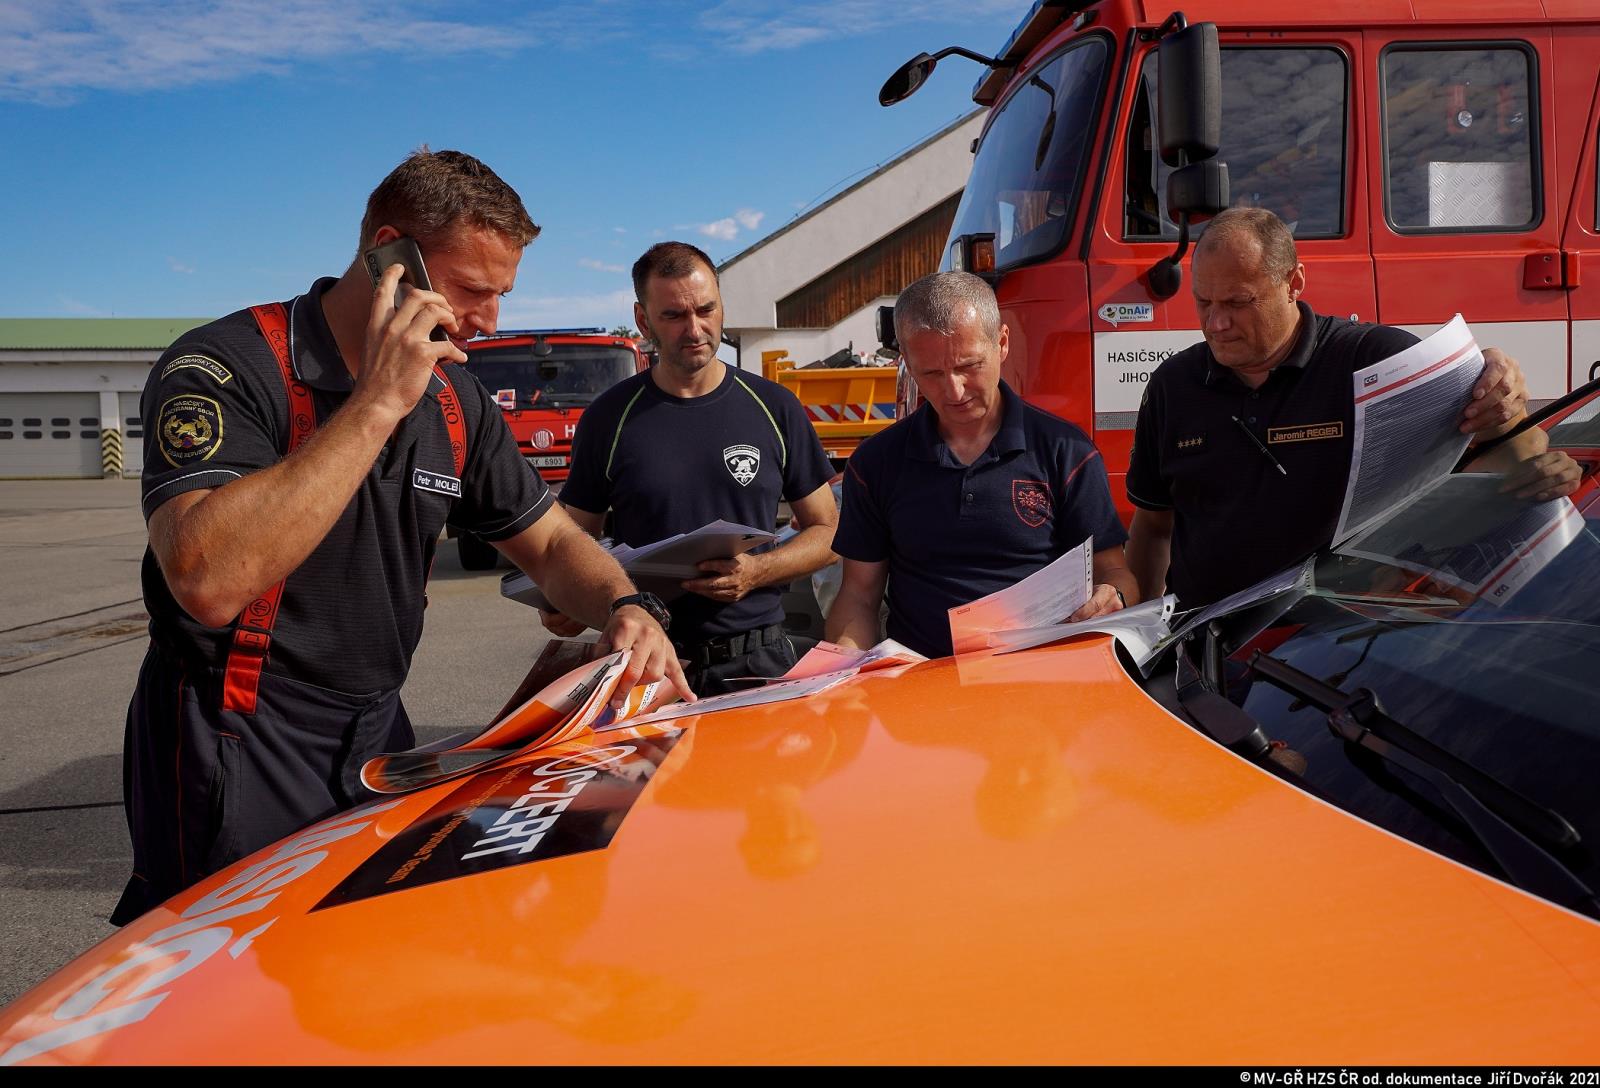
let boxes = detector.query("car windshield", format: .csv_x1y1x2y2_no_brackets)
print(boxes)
466,343,636,408
1166,388,1600,913
945,33,1110,273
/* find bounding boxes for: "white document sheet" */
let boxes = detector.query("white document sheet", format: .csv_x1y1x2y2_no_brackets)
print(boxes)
947,536,1093,656
619,671,855,727
987,594,1178,666
780,638,928,681
1334,314,1483,544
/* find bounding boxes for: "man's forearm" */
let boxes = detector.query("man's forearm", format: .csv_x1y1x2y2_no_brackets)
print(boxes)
750,523,836,589
156,397,399,625
824,597,880,650
1126,532,1171,603
537,522,638,631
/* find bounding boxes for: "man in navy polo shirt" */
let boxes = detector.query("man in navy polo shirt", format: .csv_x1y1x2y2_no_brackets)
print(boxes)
1125,207,1579,609
552,242,839,693
827,271,1138,659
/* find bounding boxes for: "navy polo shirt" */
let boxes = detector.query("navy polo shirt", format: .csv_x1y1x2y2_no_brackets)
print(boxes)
834,380,1127,658
138,277,554,695
1126,301,1418,609
561,364,833,644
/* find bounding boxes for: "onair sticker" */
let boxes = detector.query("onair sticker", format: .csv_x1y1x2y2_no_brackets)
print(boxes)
313,732,682,910
413,468,461,497
1098,301,1154,327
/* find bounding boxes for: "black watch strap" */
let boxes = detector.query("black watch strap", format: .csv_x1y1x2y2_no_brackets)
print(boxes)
611,591,671,631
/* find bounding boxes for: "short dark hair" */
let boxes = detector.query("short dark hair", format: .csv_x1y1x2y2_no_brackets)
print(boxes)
1195,206,1298,280
358,147,540,255
632,241,717,304
893,270,1002,344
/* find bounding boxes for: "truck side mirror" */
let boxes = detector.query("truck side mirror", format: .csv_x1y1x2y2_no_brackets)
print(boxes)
1145,15,1225,300
876,304,898,352
881,53,936,106
1167,160,1229,217
1157,21,1221,166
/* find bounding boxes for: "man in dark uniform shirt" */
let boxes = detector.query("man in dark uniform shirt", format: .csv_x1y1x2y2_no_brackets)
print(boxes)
119,150,688,924
826,271,1138,658
549,242,838,693
1125,206,1578,609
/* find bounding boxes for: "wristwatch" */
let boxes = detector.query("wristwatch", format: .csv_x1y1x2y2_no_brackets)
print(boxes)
610,591,671,631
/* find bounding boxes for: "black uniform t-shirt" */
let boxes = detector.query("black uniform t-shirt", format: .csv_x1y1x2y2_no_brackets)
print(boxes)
561,365,832,643
138,278,553,695
1125,302,1419,608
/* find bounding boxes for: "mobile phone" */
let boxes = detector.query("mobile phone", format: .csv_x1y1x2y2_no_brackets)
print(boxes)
362,236,449,342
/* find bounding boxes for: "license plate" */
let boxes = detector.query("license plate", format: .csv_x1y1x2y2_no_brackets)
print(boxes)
527,455,567,468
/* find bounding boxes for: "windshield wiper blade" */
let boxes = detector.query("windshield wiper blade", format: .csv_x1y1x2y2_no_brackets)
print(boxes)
1247,650,1597,916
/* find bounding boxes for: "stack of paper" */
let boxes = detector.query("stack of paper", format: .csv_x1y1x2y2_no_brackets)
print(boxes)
502,519,775,609
947,537,1094,655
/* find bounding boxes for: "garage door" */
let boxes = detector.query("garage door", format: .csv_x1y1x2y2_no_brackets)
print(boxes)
118,391,145,477
0,394,102,478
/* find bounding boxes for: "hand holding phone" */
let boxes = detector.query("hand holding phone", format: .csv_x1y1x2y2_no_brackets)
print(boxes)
362,237,449,343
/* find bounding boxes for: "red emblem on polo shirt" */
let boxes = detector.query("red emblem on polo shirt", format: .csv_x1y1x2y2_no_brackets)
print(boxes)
1012,480,1051,528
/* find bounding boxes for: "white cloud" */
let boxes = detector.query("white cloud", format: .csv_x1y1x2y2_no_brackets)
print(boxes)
699,218,740,241
167,256,195,274
613,226,627,234
698,0,1017,55
579,257,626,274
0,0,540,103
500,288,635,330
696,206,765,241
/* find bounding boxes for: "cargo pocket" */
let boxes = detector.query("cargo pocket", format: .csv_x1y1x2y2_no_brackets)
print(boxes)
203,731,244,873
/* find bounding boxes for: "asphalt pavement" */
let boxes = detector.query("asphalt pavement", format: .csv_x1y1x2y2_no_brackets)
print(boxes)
0,479,557,1007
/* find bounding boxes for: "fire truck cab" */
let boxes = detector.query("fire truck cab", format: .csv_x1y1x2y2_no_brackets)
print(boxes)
884,0,1600,518
458,328,650,569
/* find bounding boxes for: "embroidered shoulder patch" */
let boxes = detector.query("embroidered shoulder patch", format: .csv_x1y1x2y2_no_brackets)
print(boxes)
159,394,224,467
160,354,233,385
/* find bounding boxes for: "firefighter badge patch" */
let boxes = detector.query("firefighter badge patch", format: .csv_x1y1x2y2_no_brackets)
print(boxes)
159,394,223,467
724,444,760,486
1012,479,1051,528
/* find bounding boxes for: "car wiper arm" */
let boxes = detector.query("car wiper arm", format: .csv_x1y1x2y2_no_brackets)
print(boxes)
1247,651,1598,916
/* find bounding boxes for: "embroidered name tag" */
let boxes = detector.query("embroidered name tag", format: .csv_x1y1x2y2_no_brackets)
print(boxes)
413,468,461,497
1268,421,1344,444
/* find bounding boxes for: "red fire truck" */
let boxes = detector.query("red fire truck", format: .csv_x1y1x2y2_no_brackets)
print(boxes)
881,0,1600,518
457,328,650,568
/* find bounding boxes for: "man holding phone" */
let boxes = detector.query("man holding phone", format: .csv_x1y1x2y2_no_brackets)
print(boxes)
117,149,689,924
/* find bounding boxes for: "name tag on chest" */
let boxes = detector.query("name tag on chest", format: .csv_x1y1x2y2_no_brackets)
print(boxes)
413,468,462,497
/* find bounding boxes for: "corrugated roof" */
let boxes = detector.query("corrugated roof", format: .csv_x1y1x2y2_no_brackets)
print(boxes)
718,109,983,272
0,318,213,351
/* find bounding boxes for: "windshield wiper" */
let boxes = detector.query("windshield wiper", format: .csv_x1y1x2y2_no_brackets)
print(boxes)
1246,650,1598,916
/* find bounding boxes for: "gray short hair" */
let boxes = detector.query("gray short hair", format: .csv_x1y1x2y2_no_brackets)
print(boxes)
1195,206,1298,281
893,271,1002,345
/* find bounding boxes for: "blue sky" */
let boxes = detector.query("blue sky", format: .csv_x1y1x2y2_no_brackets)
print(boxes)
0,0,1019,330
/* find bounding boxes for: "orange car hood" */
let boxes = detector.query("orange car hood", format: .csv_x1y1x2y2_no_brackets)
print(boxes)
3,638,1598,1065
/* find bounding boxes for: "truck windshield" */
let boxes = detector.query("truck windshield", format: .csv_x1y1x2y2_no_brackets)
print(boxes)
465,344,636,409
946,34,1110,273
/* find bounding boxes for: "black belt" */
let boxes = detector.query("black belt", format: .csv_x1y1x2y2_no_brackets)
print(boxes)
673,623,787,668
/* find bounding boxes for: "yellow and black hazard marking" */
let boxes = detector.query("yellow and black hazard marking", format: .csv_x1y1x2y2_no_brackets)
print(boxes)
159,394,223,468
101,428,123,477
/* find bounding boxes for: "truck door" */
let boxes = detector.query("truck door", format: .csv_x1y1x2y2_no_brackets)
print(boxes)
1557,26,1600,395
1366,29,1569,403
1090,32,1372,495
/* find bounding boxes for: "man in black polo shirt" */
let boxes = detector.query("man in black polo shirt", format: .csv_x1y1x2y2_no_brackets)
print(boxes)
1125,206,1576,609
827,271,1138,659
552,241,839,694
120,150,687,924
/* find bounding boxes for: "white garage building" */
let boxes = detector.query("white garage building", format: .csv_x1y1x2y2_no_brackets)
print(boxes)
0,318,209,478
719,110,983,371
